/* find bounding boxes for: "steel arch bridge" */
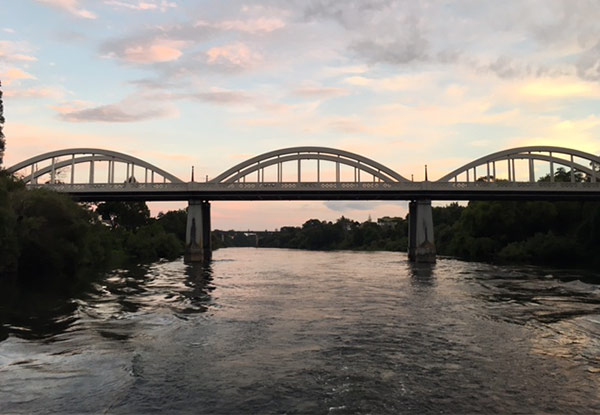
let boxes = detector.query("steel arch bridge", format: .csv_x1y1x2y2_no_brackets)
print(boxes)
7,144,600,263
5,145,600,202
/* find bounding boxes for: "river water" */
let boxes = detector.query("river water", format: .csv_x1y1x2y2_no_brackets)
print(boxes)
1,248,599,414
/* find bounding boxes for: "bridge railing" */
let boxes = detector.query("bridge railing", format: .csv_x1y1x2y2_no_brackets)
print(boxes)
28,181,600,193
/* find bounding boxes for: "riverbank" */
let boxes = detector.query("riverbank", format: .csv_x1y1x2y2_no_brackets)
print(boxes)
242,200,600,270
0,172,188,285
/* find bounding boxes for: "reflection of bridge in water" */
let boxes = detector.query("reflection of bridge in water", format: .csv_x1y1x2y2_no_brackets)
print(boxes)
8,146,600,263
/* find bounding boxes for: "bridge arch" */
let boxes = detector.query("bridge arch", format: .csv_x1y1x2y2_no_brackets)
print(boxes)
210,146,409,183
438,146,600,183
7,148,183,184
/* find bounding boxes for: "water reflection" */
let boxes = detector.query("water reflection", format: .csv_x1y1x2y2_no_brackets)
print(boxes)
469,267,600,326
179,262,215,315
2,249,600,414
0,259,217,343
409,262,435,287
0,279,84,342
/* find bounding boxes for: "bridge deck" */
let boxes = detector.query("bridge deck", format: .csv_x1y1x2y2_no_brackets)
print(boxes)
30,182,600,202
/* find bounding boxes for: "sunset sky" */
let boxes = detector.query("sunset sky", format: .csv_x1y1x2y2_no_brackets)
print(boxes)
2,0,600,229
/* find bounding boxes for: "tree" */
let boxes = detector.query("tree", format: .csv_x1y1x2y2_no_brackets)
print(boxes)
156,209,187,241
96,201,150,231
538,167,585,183
0,80,5,166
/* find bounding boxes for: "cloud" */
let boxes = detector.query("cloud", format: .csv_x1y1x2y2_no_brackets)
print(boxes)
55,31,88,42
53,94,177,122
350,22,428,65
576,40,600,81
206,43,262,70
58,104,171,122
343,73,435,92
1,122,140,167
34,0,96,19
5,87,64,99
300,0,600,83
189,90,252,105
0,68,36,85
213,18,285,34
104,0,177,12
303,0,398,28
138,88,254,106
0,41,37,63
321,65,369,77
327,117,368,134
507,114,600,156
292,86,348,99
99,14,285,72
104,39,185,64
303,0,429,65
495,77,600,103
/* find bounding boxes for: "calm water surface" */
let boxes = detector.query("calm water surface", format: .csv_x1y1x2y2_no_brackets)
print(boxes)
1,248,600,414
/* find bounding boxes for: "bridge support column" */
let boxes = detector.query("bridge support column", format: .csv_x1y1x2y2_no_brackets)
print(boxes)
408,200,436,263
185,200,212,263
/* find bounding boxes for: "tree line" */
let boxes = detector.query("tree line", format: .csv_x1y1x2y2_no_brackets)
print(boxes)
252,168,600,268
0,172,189,284
250,199,599,268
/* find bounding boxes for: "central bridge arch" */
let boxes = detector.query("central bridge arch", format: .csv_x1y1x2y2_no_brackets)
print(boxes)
210,146,409,183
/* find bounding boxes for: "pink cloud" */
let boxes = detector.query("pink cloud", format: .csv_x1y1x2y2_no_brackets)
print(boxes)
51,90,180,123
121,40,184,64
0,41,37,62
104,0,177,12
5,87,64,99
206,43,261,69
194,17,285,34
0,68,36,85
51,100,93,114
217,18,285,34
3,122,188,176
292,86,348,99
35,0,96,19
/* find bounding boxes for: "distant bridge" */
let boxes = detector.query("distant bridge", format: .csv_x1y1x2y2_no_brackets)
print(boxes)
7,145,600,263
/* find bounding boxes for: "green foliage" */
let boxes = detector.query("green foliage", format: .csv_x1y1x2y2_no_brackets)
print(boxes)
156,209,187,241
538,167,587,183
0,173,19,275
255,215,408,252
238,196,600,268
96,201,150,230
124,222,182,260
435,200,600,267
0,176,186,283
0,80,5,166
13,189,89,278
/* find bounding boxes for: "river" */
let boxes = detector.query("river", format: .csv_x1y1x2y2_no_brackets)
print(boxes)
1,248,599,414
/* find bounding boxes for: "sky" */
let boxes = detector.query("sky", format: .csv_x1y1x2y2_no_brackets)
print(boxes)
1,0,600,230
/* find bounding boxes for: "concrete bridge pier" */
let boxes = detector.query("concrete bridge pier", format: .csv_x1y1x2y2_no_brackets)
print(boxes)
408,199,436,263
185,200,212,263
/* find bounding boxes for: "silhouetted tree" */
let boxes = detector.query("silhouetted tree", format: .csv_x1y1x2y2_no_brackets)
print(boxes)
96,201,150,231
538,167,585,183
0,80,5,166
